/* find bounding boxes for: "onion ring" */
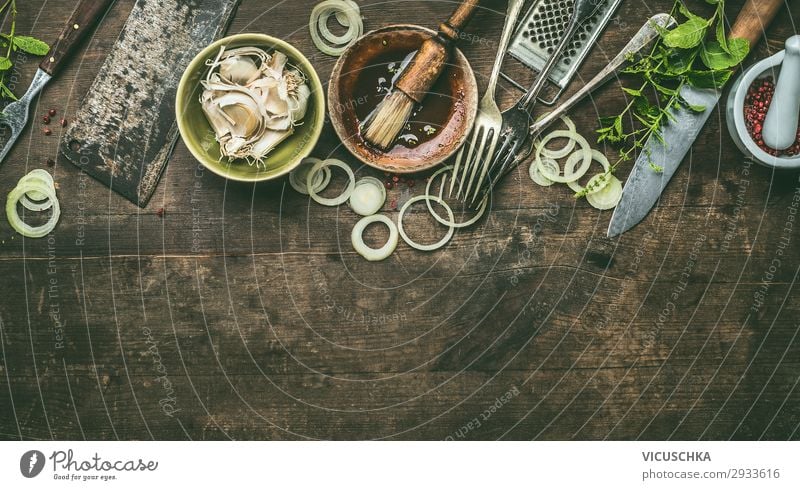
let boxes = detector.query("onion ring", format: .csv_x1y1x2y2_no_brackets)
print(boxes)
290,158,331,195
6,180,60,238
536,130,591,183
349,176,386,216
310,0,363,56
20,169,54,203
537,116,577,159
529,157,558,187
565,149,611,195
586,175,623,210
307,158,355,206
18,171,55,211
351,214,398,261
398,195,455,252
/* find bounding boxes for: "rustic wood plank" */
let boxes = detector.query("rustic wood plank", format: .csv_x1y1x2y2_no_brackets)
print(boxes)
0,0,798,441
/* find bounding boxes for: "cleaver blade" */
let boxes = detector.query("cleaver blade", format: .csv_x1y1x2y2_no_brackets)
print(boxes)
607,85,721,238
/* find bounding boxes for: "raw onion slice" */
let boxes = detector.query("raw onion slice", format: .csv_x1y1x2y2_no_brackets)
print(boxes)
529,157,558,187
535,130,591,183
349,176,386,216
6,180,60,238
351,214,398,261
319,1,359,45
565,149,611,195
290,157,331,195
20,193,53,212
307,158,355,206
20,169,54,202
335,0,360,26
423,166,487,228
398,195,455,252
310,0,363,56
18,171,55,211
537,116,577,159
586,175,623,210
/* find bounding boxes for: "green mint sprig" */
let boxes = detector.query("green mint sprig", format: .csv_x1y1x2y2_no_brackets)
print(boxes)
589,0,749,194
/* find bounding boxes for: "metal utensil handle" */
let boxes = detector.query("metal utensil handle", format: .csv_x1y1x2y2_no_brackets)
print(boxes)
530,13,677,136
519,0,599,110
485,0,526,100
39,0,116,76
480,13,676,197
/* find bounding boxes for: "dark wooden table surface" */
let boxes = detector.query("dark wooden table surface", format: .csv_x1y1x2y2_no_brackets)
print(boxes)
0,0,798,441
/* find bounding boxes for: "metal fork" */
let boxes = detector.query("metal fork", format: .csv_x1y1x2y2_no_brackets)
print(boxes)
476,13,677,202
463,0,600,207
449,0,525,204
0,70,51,164
0,0,115,165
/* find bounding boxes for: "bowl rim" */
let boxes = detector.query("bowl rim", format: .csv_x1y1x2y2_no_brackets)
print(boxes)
327,24,478,174
730,50,800,169
175,33,326,182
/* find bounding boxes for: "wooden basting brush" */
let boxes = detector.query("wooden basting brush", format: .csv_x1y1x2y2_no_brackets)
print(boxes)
362,0,480,150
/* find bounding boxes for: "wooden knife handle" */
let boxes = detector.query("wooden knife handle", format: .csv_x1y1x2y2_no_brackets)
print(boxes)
39,0,116,76
729,0,785,48
438,0,481,42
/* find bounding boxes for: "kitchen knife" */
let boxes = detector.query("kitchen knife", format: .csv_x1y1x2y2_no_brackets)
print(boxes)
60,0,241,208
607,0,785,238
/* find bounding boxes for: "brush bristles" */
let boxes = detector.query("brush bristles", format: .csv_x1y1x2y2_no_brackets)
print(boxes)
362,91,415,150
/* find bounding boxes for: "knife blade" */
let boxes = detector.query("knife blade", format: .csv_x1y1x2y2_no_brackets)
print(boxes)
607,85,720,238
607,0,786,238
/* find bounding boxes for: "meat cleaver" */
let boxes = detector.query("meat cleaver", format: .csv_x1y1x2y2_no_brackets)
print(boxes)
608,0,785,238
61,0,241,208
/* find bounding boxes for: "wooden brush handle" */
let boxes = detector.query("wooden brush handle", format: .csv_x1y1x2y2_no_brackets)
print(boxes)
395,0,480,103
39,0,116,76
439,0,481,42
729,0,784,48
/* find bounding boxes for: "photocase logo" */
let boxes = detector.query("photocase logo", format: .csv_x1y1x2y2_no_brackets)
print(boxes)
20,450,45,478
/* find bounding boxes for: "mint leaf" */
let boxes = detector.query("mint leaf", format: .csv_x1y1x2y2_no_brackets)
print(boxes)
622,87,643,97
0,57,11,71
664,17,709,49
687,69,732,88
661,47,699,75
12,36,49,56
700,38,749,69
0,83,16,100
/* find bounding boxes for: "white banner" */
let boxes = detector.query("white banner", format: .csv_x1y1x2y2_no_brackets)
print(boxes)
0,442,797,489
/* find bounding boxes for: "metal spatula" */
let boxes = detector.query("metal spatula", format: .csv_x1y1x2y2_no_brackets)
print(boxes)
0,0,115,165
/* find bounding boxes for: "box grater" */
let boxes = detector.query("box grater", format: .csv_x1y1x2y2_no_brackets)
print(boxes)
502,0,623,105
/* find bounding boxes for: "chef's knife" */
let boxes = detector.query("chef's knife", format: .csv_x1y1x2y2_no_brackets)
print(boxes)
608,0,785,238
0,0,115,165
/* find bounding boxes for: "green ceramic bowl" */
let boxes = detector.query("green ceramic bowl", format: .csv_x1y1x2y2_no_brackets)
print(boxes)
176,33,325,182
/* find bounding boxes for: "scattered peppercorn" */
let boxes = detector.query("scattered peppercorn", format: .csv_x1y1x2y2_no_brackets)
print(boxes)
406,179,415,188
43,128,52,136
60,118,67,127
43,115,51,124
48,108,57,117
384,180,394,190
392,175,400,183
